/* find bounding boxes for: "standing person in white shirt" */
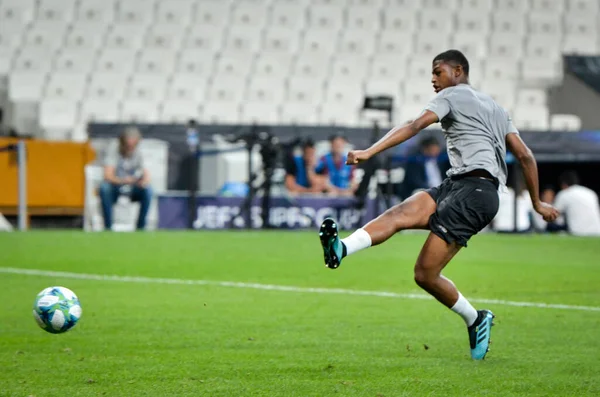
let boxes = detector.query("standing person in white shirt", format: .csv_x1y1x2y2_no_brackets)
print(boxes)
554,171,600,236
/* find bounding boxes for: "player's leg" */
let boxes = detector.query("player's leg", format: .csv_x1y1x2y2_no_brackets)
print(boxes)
414,231,494,360
319,191,436,268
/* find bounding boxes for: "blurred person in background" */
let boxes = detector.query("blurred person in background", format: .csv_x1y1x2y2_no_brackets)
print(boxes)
492,183,532,233
316,135,357,196
100,126,152,231
285,138,327,194
531,186,565,232
399,136,448,199
553,171,600,236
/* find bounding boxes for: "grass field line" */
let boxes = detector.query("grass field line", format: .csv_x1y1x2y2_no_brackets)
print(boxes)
3,266,600,313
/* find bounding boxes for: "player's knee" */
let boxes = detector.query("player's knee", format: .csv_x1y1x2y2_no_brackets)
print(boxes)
414,267,434,289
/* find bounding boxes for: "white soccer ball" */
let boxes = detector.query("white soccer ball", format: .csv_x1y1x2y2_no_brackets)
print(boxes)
33,286,82,334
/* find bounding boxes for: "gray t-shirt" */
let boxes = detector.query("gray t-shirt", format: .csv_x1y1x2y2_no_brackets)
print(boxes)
104,146,144,180
424,84,518,188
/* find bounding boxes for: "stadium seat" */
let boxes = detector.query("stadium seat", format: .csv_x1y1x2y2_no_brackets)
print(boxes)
567,0,599,14
514,106,549,130
348,0,385,6
223,26,262,54
494,0,529,13
319,103,361,127
87,73,128,100
369,54,409,80
330,55,369,81
80,99,121,123
54,47,97,73
521,57,563,88
207,74,247,102
214,52,254,78
414,32,450,58
403,83,436,106
183,26,226,52
65,22,109,51
286,77,325,104
23,22,69,52
407,56,435,80
245,77,286,103
115,0,155,26
105,24,146,50
144,23,186,50
76,0,116,25
451,32,488,61
253,53,293,79
383,7,417,32
385,0,419,9
307,4,344,31
155,0,194,25
301,29,339,55
489,33,524,58
160,100,201,123
0,22,26,74
166,74,208,102
201,101,241,124
231,2,268,27
346,6,381,31
0,0,35,24
530,0,564,13
125,75,168,102
194,1,231,27
136,49,177,75
96,48,137,74
563,13,597,37
12,46,53,74
291,54,331,80
377,30,414,56
37,0,76,22
525,34,561,60
483,58,520,81
480,82,515,111
269,3,306,30
39,99,78,140
458,0,493,12
455,10,490,35
239,103,280,125
263,27,300,53
279,103,319,125
44,72,88,101
516,89,547,107
562,34,598,55
549,114,582,132
419,10,454,33
176,49,217,76
527,11,562,36
364,79,402,106
338,31,377,56
491,11,526,36
120,100,161,123
324,79,364,107
422,0,458,11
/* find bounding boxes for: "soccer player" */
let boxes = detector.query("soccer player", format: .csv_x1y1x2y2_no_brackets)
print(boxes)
319,50,559,360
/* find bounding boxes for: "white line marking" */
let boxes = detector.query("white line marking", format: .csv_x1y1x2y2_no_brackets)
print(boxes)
2,267,600,313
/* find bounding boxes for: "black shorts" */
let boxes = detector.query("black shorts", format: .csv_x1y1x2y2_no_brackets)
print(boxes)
425,176,500,247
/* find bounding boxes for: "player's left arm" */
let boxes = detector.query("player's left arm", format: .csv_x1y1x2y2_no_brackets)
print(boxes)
346,110,439,165
506,132,559,222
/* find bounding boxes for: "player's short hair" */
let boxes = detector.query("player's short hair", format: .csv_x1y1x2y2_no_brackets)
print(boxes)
558,170,579,187
433,50,470,76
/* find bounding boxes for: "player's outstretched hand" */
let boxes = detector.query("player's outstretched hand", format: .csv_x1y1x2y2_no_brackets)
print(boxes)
346,150,371,165
534,202,559,222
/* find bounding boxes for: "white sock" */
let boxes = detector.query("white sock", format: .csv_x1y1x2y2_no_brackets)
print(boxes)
341,228,372,256
451,293,478,327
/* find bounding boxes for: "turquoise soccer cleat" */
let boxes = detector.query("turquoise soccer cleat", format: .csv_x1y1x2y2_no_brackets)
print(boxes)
468,310,495,360
319,218,344,269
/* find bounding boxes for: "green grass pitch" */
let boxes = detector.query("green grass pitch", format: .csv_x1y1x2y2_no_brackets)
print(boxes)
1,231,599,396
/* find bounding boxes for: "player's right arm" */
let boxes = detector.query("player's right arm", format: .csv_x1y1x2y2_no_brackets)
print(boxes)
506,132,559,222
346,110,439,165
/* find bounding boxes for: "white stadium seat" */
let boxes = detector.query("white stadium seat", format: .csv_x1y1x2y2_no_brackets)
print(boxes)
23,22,69,52
562,34,598,56
176,49,216,76
239,103,280,125
136,49,177,74
491,11,526,36
563,14,597,37
155,0,194,25
65,23,109,50
76,0,116,25
207,74,247,102
183,26,225,52
286,77,325,104
307,4,344,31
200,101,241,124
494,0,529,13
37,0,76,23
377,30,414,56
166,74,208,102
253,53,293,79
194,1,231,27
144,23,186,50
330,55,369,81
514,106,550,130
338,31,376,56
39,99,78,140
269,3,306,30
120,100,161,123
80,99,121,123
263,27,299,53
550,114,582,132
451,32,488,61
346,6,381,31
87,73,128,101
0,0,35,24
319,103,361,127
214,52,254,78
125,75,168,102
231,3,268,27
291,54,331,80
516,89,547,107
455,10,490,35
530,0,564,13
44,72,88,101
458,0,493,12
527,12,561,36
567,0,599,14
383,7,417,32
489,33,524,58
245,77,286,103
419,11,454,33
369,54,408,80
223,26,262,54
301,29,339,55
115,0,155,26
324,79,364,107
105,24,146,50
96,48,137,73
160,100,201,123
280,103,319,125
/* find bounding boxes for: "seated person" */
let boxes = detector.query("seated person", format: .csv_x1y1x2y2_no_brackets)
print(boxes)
285,139,328,194
99,127,152,230
553,170,600,236
316,135,357,196
399,136,448,200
